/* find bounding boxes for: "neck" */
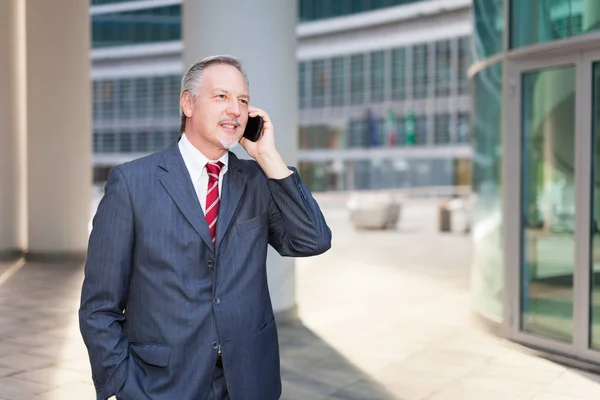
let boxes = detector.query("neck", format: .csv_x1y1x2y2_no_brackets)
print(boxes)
185,132,227,160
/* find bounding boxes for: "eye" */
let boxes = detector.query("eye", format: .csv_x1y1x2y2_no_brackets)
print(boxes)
240,99,248,105
216,94,226,99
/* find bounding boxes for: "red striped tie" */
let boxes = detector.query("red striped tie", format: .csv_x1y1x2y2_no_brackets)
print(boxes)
205,161,224,247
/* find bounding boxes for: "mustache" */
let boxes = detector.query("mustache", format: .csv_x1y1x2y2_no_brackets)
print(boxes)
218,118,240,126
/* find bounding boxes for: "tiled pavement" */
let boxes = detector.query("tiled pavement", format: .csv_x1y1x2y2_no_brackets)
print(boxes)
1,195,600,399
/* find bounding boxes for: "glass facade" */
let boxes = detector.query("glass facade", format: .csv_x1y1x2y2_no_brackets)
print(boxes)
473,0,504,60
511,0,600,49
299,0,428,22
470,63,503,319
471,0,600,365
90,1,472,194
92,5,181,48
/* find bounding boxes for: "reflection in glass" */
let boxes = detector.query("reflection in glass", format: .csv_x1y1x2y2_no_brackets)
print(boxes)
511,0,600,49
473,0,504,60
470,63,503,319
590,63,600,349
521,65,575,342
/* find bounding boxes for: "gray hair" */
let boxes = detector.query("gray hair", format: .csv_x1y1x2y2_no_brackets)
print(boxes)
179,55,249,133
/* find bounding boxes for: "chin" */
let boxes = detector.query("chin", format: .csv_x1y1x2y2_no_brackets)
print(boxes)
217,132,241,150
219,138,239,150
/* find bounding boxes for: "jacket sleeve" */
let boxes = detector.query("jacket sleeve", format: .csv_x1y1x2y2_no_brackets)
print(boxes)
267,167,332,257
79,166,132,400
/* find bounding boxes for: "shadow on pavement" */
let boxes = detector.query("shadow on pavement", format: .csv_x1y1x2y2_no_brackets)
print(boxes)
278,320,397,399
0,261,399,399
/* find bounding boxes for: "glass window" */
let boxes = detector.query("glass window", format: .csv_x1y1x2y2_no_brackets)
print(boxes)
590,62,600,350
135,77,149,118
299,62,308,109
298,0,429,21
331,57,345,107
100,80,115,119
412,44,429,99
391,47,406,101
101,132,116,153
151,76,166,118
311,59,326,108
152,131,166,151
521,65,575,343
511,0,600,49
471,62,503,319
92,0,146,4
93,133,100,153
370,51,385,103
92,5,181,48
415,115,428,145
118,79,134,119
119,132,133,153
458,37,471,95
350,54,365,105
435,40,452,97
457,112,471,144
473,0,504,60
348,120,367,147
136,131,150,152
434,113,451,144
167,75,181,117
92,81,101,120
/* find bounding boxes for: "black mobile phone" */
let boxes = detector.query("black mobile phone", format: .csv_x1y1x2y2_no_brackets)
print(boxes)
243,115,264,142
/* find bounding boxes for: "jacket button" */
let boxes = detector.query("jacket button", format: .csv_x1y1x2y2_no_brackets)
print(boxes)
211,341,219,350
213,298,221,305
207,260,214,268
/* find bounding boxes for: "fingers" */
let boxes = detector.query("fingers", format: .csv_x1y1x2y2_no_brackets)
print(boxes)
248,106,270,123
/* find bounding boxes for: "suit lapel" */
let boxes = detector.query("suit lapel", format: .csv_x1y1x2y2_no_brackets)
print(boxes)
158,143,215,252
216,153,247,249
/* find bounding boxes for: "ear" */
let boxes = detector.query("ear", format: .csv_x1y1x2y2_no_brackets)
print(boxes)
181,91,194,118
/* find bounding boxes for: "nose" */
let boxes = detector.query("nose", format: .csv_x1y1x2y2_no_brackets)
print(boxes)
227,100,241,118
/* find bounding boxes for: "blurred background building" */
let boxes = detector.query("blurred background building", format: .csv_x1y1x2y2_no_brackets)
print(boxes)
90,0,472,192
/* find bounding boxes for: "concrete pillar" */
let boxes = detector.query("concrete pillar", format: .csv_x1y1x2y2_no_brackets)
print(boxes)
25,1,92,260
0,0,26,259
183,0,299,320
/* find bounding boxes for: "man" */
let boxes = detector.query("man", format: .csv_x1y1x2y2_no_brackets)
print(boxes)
79,55,332,400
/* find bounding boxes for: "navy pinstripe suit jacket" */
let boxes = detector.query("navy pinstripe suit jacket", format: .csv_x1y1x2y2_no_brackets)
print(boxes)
79,142,332,400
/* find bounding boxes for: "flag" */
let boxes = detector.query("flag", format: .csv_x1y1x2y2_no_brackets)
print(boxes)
384,109,397,146
367,109,379,147
405,112,415,145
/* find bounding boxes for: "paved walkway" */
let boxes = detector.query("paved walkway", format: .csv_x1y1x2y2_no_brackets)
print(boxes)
1,196,600,399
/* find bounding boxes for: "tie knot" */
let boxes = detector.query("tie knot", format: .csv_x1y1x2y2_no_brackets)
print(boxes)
206,161,223,176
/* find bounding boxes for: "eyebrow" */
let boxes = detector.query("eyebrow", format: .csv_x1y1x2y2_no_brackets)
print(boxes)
213,88,249,99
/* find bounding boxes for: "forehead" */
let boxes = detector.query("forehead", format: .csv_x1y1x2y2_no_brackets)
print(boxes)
202,64,248,92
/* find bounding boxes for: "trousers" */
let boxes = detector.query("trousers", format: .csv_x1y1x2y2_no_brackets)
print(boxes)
207,361,229,400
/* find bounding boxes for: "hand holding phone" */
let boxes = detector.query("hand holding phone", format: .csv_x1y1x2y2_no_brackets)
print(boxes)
242,115,264,142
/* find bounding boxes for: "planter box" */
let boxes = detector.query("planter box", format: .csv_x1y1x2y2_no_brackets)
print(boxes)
347,192,401,230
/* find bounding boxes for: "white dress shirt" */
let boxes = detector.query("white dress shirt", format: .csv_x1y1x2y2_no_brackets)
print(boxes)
178,133,229,214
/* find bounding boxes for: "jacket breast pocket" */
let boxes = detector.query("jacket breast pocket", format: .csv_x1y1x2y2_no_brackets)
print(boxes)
236,211,267,232
129,342,171,368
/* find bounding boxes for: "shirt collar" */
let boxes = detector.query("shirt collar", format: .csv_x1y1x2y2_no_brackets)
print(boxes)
179,133,229,182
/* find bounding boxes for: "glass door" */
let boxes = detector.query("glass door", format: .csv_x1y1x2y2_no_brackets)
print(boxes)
588,56,600,354
520,65,576,343
505,50,600,362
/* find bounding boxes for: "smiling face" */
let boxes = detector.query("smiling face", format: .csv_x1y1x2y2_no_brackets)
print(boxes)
181,63,250,159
